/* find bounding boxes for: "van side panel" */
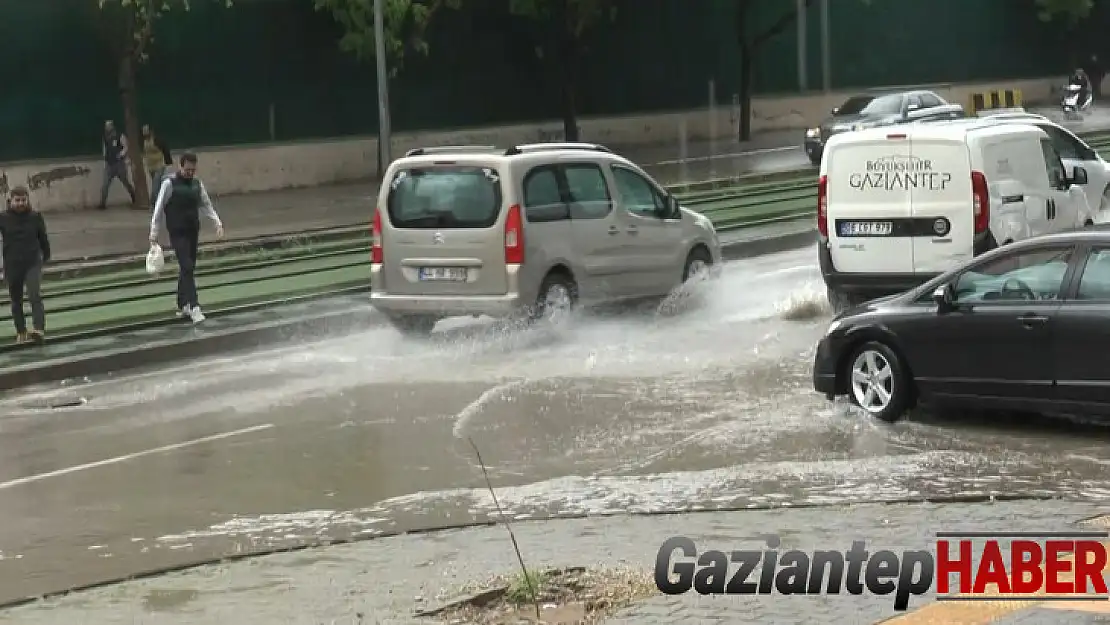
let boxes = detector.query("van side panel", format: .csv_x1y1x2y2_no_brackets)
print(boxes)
825,137,914,274
978,136,1040,244
907,138,974,273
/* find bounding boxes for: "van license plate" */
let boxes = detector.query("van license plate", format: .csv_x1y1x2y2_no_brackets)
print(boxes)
839,221,893,237
419,267,468,281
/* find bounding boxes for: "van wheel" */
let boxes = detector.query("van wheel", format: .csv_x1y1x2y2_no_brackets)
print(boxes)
844,341,911,423
827,288,860,314
531,272,577,323
389,315,438,337
682,246,714,283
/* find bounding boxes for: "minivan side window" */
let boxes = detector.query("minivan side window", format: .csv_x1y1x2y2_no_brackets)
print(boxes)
611,166,665,218
1038,124,1086,160
1039,139,1067,189
563,163,612,220
523,166,568,223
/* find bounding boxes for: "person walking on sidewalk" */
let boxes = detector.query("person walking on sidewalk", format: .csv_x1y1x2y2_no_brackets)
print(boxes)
142,124,172,208
0,187,50,344
98,120,136,210
149,152,224,324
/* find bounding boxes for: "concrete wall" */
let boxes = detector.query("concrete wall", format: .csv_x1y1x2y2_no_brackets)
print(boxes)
4,76,1060,214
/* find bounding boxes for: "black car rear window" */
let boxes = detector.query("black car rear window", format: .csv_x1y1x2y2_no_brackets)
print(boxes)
838,94,902,116
386,166,503,229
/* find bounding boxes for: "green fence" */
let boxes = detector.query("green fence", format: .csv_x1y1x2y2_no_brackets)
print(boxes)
0,0,1076,162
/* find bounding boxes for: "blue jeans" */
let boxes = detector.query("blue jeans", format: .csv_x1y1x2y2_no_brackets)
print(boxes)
149,167,166,208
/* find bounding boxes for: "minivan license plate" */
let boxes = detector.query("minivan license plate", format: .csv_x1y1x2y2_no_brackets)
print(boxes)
839,221,893,237
419,267,467,281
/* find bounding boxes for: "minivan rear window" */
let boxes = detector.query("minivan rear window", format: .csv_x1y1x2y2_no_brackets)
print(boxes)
386,166,503,229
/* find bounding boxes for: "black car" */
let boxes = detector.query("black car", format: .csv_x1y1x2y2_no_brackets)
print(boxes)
813,228,1110,422
803,90,963,165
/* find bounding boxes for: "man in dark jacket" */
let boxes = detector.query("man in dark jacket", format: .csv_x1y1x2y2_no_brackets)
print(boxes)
98,120,136,211
0,187,50,343
149,152,224,323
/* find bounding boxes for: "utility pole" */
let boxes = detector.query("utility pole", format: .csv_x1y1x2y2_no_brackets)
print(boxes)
373,0,392,175
796,0,808,91
820,0,831,91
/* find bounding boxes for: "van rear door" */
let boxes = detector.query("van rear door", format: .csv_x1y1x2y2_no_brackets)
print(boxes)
826,133,914,273
379,163,509,296
907,138,974,272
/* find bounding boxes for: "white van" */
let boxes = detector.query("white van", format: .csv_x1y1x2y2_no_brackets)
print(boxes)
818,122,1096,311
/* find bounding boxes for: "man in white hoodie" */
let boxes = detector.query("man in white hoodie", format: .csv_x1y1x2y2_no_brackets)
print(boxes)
149,152,224,323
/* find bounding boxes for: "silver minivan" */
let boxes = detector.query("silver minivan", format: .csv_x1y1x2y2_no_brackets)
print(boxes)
369,143,722,336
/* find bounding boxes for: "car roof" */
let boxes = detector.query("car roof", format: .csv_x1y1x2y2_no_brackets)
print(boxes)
827,121,1045,148
997,226,1110,252
394,143,625,169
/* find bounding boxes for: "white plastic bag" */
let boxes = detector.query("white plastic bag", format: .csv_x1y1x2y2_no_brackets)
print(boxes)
146,242,165,275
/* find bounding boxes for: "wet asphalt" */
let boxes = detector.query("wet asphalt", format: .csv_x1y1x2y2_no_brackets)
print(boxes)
3,247,1110,606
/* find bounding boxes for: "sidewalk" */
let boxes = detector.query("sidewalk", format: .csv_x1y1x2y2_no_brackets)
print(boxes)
43,132,801,263
0,500,1101,624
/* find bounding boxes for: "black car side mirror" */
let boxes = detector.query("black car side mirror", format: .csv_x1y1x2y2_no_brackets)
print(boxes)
1071,165,1089,186
933,284,955,312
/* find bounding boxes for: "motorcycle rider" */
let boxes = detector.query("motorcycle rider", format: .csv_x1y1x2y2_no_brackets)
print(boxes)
1069,67,1092,108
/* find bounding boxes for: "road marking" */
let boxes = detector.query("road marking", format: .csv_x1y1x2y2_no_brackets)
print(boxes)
651,145,800,165
0,423,274,491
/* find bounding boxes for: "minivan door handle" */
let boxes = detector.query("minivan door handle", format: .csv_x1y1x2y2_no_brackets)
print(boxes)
626,225,638,235
607,225,619,236
1018,313,1048,328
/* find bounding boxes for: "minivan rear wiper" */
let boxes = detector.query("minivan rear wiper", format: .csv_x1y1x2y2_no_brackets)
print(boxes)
403,211,460,227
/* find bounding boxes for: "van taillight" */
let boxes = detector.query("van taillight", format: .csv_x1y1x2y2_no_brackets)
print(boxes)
817,175,828,237
371,208,383,263
971,171,989,234
504,204,524,264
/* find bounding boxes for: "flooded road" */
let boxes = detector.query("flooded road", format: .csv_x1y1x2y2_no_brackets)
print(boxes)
2,248,1110,603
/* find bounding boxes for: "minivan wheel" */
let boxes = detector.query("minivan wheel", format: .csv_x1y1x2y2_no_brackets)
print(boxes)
844,341,911,423
682,247,714,283
827,288,859,314
531,273,577,323
389,315,438,337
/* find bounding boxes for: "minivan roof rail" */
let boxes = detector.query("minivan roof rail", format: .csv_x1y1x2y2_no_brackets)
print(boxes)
404,145,500,157
504,142,613,156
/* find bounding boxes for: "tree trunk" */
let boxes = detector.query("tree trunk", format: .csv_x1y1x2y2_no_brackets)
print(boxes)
738,43,753,141
118,53,147,208
555,0,579,142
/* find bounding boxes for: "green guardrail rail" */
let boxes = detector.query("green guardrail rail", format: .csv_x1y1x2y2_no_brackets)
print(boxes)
5,128,1110,351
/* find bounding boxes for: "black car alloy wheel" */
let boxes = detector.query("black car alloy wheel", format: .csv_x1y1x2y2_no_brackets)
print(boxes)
845,341,911,422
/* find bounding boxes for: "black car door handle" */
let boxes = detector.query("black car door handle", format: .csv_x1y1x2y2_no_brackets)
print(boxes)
1018,313,1048,327
1046,199,1056,219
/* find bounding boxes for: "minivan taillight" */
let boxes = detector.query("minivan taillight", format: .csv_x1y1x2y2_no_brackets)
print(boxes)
817,175,828,237
504,204,524,264
971,171,989,234
371,207,383,263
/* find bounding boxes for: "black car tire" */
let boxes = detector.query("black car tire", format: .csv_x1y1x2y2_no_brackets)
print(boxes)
389,315,438,337
843,340,911,423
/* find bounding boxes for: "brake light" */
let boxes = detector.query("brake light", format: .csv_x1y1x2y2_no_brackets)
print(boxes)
504,204,524,264
371,207,383,263
971,171,989,234
817,175,828,237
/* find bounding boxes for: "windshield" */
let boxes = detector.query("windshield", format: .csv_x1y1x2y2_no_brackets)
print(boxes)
386,166,503,229
838,94,902,116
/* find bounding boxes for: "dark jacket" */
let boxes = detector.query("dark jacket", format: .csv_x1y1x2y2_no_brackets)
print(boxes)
0,208,50,268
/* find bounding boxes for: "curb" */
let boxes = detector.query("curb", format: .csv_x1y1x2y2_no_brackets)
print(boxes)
0,304,380,393
0,225,817,392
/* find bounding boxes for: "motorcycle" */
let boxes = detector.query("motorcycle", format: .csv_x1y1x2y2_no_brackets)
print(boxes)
1062,82,1093,119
